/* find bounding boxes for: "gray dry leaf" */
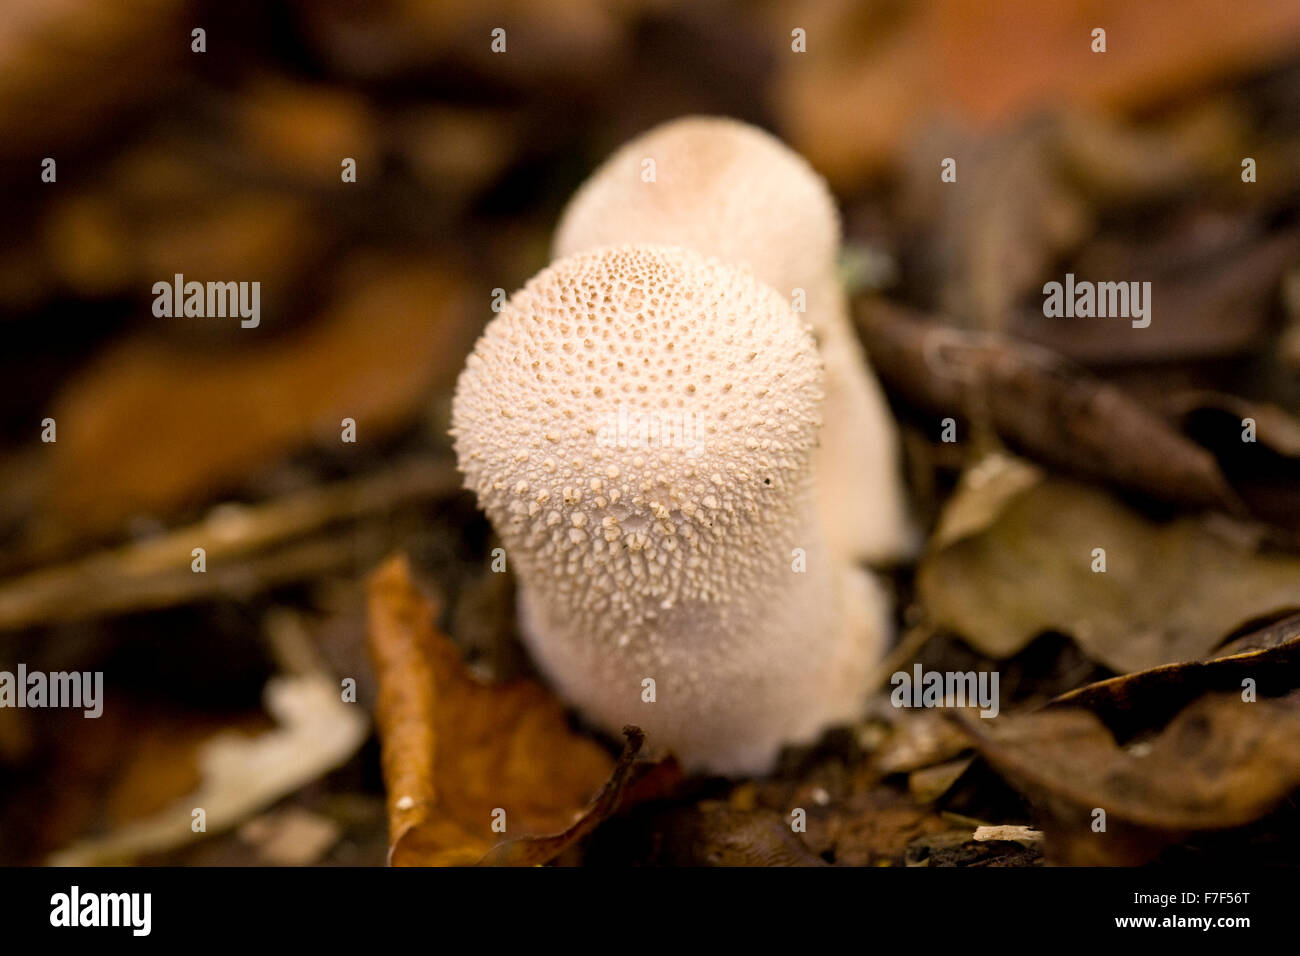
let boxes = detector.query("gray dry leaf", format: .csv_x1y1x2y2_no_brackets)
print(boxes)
918,456,1300,672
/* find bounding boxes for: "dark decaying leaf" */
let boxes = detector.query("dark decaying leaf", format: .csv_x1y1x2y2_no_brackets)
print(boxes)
961,695,1300,864
855,300,1240,511
1009,229,1300,364
1047,611,1300,740
917,455,1300,672
956,617,1300,864
1163,391,1300,539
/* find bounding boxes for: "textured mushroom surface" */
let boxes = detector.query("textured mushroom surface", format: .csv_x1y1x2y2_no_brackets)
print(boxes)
452,245,887,774
554,116,913,562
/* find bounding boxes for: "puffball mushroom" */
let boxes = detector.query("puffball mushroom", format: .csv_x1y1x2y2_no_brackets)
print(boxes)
554,115,913,563
452,245,889,775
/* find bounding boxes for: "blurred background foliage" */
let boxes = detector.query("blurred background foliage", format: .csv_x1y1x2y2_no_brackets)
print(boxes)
1,0,1299,866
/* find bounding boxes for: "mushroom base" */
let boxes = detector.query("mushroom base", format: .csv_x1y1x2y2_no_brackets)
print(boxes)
515,559,891,777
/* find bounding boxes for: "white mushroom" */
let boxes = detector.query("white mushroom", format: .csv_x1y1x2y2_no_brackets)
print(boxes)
452,245,889,774
554,115,914,563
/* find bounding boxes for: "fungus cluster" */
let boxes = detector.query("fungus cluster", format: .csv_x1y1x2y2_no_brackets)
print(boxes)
452,118,907,774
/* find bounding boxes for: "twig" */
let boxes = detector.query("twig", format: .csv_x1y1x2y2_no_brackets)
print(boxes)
0,458,460,631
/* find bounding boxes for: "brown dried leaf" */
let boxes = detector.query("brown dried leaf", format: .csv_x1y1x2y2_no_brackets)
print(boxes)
857,301,1240,511
896,123,1091,332
43,261,476,542
292,0,628,87
234,77,379,186
871,709,974,776
476,727,647,866
774,0,1300,186
366,555,618,866
908,758,973,804
0,0,186,159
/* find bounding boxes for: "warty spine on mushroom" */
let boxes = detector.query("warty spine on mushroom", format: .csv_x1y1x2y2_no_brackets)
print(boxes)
554,115,914,563
451,244,888,775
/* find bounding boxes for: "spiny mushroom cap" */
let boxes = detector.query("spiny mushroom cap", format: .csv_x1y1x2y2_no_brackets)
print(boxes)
554,116,843,331
453,244,884,774
452,244,824,624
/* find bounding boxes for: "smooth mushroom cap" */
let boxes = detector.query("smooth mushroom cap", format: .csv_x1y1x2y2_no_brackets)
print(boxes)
553,115,914,563
452,245,887,774
554,117,841,336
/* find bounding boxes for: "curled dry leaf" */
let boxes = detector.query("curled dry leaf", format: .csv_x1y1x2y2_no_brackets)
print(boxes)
959,617,1300,864
918,456,1300,672
366,554,626,866
855,300,1239,512
961,695,1300,865
1047,612,1300,742
1163,391,1300,538
475,727,646,867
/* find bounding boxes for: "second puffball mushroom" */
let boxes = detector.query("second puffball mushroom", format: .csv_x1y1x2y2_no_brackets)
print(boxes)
452,245,888,775
554,116,913,563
